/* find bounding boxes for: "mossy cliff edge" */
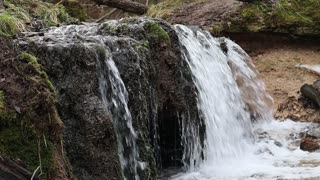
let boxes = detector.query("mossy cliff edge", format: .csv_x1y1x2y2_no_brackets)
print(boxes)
0,37,73,179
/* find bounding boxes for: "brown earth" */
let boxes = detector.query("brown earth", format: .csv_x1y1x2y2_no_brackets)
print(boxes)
230,33,320,122
166,0,243,27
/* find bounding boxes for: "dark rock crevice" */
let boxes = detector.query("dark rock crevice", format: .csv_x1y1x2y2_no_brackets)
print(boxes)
158,100,183,169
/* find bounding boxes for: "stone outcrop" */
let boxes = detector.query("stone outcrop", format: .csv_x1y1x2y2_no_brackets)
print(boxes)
19,18,203,179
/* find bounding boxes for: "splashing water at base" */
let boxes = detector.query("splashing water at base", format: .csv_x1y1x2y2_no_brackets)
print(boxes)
173,25,320,179
171,120,320,180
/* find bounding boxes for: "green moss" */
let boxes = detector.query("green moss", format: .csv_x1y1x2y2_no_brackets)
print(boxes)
62,0,87,21
0,0,78,36
18,52,38,65
18,52,56,93
0,123,55,177
145,21,170,44
211,24,224,36
147,0,206,20
58,6,69,22
241,4,266,22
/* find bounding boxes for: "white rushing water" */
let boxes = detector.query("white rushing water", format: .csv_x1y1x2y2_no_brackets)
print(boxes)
173,25,320,179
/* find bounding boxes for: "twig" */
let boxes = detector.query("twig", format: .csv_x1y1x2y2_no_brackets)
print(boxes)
95,8,117,23
115,9,124,19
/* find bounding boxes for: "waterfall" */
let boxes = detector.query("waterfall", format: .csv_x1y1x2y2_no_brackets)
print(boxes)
173,25,320,180
20,19,320,180
175,25,257,167
224,38,274,121
97,47,141,180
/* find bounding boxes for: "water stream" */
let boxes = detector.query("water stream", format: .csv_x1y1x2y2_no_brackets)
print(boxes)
173,25,320,180
20,20,320,180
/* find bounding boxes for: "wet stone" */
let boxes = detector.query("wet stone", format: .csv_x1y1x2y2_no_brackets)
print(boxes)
300,138,320,152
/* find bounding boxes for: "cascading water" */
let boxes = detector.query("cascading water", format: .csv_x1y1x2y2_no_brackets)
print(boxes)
224,38,274,122
172,25,320,179
175,25,255,167
97,49,141,180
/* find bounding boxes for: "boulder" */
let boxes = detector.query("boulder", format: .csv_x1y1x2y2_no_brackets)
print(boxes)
300,84,320,108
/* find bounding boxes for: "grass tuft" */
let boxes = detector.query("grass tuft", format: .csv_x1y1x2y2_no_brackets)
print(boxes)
0,13,26,37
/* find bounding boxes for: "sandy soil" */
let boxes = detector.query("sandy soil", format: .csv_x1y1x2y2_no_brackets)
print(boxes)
254,44,320,107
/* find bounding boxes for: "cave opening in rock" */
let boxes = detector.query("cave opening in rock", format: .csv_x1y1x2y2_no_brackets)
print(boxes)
158,101,183,170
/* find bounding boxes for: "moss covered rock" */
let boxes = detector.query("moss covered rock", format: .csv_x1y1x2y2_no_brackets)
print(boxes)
144,21,170,44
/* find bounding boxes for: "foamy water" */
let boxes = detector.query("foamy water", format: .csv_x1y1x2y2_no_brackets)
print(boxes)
171,120,320,180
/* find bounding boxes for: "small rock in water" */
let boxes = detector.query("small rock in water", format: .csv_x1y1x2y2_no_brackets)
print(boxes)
300,138,320,152
307,127,320,139
274,141,282,147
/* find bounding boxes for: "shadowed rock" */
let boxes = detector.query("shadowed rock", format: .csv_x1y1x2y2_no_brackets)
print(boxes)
300,138,320,152
18,18,204,179
300,84,320,108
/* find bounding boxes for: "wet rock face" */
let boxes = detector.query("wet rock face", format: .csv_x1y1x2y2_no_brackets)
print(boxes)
300,138,320,152
20,43,122,180
300,127,320,152
99,19,203,175
19,18,203,179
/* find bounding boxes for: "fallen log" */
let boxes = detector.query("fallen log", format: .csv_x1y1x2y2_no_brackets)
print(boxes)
93,0,148,15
